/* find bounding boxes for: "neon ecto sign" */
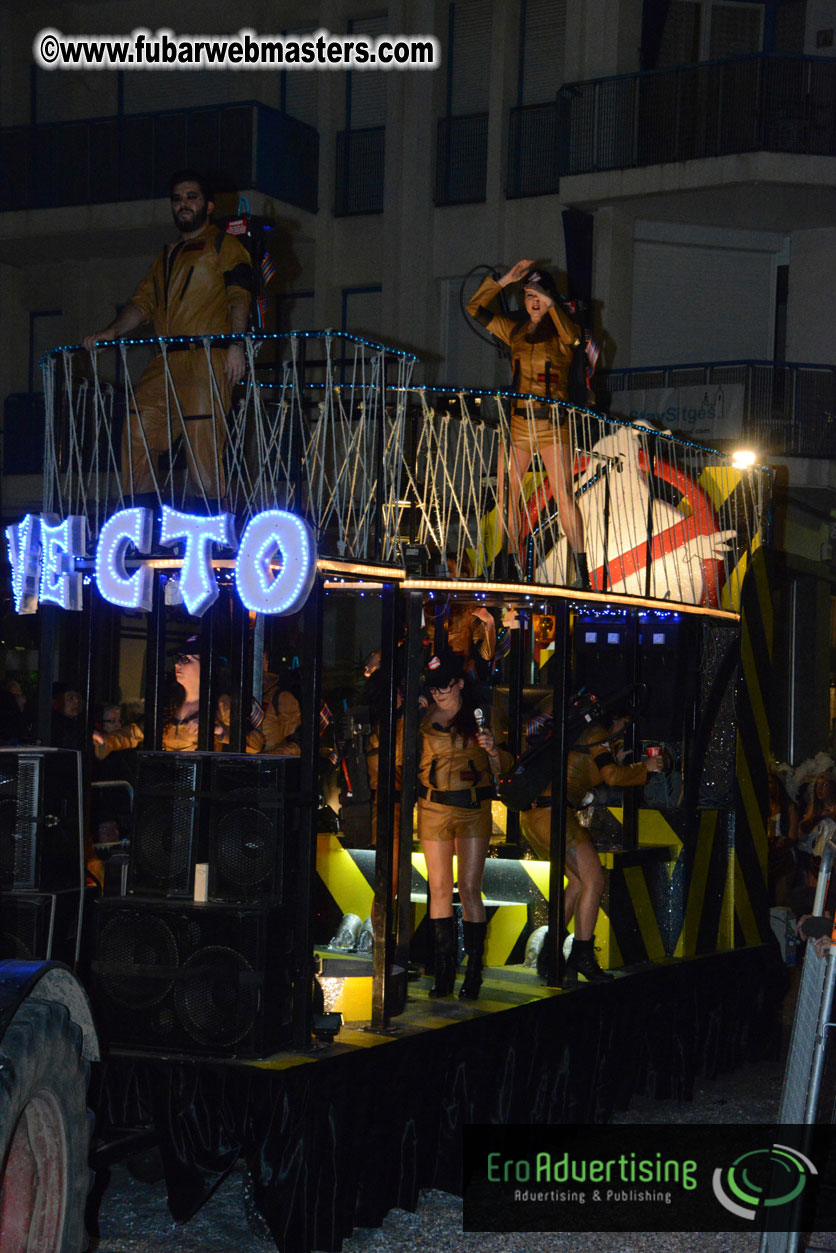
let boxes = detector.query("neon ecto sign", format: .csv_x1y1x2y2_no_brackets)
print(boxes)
6,507,317,618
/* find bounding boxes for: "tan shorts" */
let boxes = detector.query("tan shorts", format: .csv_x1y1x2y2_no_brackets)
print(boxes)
519,804,589,860
417,797,492,843
510,406,570,453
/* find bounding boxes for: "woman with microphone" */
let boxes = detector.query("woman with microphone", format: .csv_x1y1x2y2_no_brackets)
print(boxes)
418,650,512,1000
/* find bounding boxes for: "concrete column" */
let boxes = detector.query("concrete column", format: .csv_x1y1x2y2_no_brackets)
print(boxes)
591,204,635,369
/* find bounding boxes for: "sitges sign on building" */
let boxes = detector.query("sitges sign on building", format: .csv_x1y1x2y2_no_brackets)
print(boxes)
6,506,317,619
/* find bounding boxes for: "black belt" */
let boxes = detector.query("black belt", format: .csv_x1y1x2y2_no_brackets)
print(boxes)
418,783,494,809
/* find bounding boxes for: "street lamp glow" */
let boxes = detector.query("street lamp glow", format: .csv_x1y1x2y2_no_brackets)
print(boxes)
731,449,757,469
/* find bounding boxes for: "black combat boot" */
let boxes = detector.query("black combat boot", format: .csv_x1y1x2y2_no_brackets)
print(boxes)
563,936,614,985
428,916,458,998
458,920,487,1000
572,551,591,590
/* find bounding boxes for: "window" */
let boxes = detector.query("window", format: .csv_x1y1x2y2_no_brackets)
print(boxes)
282,31,318,127
517,0,567,104
346,14,388,127
656,0,763,67
447,0,492,116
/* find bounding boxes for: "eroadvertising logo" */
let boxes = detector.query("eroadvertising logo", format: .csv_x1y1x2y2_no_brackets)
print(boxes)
712,1143,817,1221
463,1126,834,1234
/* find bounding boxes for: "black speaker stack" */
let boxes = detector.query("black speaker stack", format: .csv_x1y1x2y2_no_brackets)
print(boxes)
87,751,302,1059
0,748,85,967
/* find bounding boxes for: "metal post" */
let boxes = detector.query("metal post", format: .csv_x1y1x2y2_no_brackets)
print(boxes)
622,607,639,851
371,582,398,1029
227,592,252,754
36,605,58,744
291,574,324,1048
396,591,424,977
544,599,571,987
143,574,166,752
197,602,218,752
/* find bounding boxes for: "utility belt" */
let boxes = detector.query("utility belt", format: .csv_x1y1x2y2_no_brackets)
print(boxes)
418,783,494,809
512,402,565,424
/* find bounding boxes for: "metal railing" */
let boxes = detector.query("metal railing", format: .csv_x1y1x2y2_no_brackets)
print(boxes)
560,54,836,176
435,114,488,205
334,127,385,215
0,101,319,214
600,360,836,458
35,332,770,610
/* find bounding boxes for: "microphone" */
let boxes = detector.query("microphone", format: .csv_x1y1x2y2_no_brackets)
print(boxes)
474,708,485,731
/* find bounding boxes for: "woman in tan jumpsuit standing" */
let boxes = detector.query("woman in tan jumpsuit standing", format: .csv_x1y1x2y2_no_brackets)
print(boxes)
417,651,513,1000
466,259,590,588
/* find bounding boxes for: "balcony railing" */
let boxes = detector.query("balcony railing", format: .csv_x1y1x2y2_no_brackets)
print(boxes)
435,114,488,205
507,102,562,198
0,101,318,214
31,333,769,610
560,54,836,176
600,360,836,459
334,127,385,215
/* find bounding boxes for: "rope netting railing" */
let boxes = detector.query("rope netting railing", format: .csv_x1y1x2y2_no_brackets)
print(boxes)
41,331,770,607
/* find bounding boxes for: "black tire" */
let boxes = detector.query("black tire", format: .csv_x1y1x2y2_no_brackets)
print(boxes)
0,998,90,1253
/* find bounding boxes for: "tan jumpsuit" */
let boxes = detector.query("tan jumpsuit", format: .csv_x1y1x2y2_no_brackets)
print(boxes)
520,723,649,860
465,275,580,450
126,222,253,498
417,713,512,843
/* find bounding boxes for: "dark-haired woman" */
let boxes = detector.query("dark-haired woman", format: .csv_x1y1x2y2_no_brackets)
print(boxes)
466,258,590,587
418,652,512,1000
93,643,263,756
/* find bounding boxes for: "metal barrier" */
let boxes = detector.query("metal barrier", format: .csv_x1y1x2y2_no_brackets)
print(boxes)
560,54,836,177
602,360,836,460
40,331,770,605
760,840,836,1253
0,101,318,214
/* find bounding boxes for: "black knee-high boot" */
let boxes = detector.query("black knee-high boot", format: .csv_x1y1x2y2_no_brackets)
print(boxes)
459,920,487,1000
572,551,591,590
563,936,613,984
429,916,458,998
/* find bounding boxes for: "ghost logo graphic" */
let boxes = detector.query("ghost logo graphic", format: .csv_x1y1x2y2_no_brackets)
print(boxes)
712,1144,817,1220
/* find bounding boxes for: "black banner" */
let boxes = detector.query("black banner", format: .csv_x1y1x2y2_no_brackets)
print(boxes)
463,1124,836,1233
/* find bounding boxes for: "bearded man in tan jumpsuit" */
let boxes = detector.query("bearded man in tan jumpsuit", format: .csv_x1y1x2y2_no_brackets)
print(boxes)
84,169,253,505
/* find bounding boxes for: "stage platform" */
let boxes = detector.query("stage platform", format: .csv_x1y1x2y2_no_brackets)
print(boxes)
95,943,785,1253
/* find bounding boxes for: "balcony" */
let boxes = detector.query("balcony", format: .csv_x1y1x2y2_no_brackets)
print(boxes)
435,114,488,206
0,101,319,214
560,55,836,177
334,127,385,215
600,360,836,459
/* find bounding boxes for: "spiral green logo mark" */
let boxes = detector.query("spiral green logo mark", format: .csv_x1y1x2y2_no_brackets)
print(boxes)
712,1144,817,1220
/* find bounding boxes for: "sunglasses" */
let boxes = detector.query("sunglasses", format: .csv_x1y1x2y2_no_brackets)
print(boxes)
172,653,199,666
428,679,457,694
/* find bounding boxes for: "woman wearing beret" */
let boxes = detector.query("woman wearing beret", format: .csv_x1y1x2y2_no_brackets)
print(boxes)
418,650,512,1000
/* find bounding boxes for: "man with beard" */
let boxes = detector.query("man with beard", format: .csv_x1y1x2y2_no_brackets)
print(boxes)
83,170,252,506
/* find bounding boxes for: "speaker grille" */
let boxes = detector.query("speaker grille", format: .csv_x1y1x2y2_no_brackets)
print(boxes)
174,946,258,1047
214,792,277,893
87,898,293,1058
98,910,179,1009
132,756,201,895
